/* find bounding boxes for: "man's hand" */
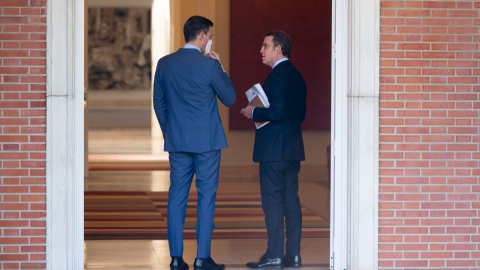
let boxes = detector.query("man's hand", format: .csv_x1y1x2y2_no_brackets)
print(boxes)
240,105,254,119
208,51,225,71
208,51,221,62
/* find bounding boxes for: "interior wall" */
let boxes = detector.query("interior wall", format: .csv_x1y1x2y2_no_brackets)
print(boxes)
170,0,330,166
166,0,331,167
229,0,332,130
92,0,330,167
224,1,331,165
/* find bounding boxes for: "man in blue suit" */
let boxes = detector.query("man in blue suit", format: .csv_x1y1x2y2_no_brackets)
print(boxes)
153,16,236,270
241,31,307,269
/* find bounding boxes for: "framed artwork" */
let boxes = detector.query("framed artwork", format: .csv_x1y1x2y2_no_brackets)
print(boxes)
88,8,151,90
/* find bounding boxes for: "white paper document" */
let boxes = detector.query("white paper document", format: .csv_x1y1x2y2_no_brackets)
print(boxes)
245,83,270,129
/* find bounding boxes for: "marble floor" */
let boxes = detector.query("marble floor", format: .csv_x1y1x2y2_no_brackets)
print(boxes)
84,90,331,269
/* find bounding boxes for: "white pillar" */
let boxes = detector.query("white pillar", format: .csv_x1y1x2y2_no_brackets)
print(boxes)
331,0,379,268
349,0,380,268
151,0,170,156
46,0,84,269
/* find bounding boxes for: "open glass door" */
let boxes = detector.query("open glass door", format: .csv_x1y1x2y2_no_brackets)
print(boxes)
330,0,348,268
84,0,89,178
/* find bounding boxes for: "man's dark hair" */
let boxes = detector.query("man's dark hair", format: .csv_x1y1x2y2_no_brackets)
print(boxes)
264,30,292,58
183,16,214,43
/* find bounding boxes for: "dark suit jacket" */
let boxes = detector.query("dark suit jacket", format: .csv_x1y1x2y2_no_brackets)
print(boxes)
153,48,236,153
252,60,307,162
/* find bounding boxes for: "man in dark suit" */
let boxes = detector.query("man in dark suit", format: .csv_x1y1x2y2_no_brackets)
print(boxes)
153,16,236,270
241,30,307,269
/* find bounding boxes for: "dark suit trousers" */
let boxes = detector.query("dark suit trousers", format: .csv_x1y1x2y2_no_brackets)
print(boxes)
167,150,221,258
259,160,302,258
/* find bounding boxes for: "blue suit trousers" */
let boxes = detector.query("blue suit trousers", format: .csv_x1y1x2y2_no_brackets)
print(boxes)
167,150,221,258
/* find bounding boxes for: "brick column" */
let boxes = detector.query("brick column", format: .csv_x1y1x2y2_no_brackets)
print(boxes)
0,0,47,269
379,1,479,269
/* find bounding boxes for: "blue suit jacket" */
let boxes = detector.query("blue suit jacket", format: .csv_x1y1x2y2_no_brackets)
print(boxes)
153,48,236,153
252,60,307,162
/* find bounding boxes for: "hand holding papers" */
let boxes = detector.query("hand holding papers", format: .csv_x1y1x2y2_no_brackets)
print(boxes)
245,83,270,129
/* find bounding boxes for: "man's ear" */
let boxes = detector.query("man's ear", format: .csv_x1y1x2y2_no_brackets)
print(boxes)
275,45,282,55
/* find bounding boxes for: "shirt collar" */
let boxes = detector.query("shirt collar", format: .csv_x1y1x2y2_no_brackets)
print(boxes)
183,44,201,52
272,57,289,69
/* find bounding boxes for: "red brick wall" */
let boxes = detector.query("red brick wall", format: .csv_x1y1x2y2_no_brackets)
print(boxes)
0,0,47,269
379,1,479,269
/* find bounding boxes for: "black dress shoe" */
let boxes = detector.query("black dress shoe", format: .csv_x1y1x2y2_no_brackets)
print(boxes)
170,256,189,270
193,257,225,270
283,254,302,268
246,254,282,269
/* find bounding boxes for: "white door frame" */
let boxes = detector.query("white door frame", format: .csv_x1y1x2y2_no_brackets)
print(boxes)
330,0,380,269
46,0,84,269
45,0,379,268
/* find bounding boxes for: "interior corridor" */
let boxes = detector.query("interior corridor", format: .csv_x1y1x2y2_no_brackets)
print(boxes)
84,90,330,270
